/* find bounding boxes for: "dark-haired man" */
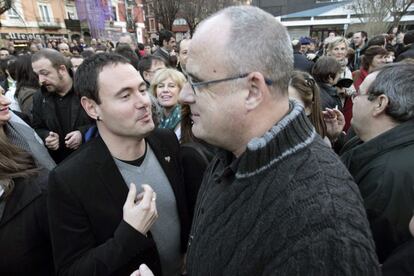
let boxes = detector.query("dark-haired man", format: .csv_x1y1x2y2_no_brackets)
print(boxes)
341,63,414,263
396,30,414,61
47,53,189,276
352,31,368,70
0,48,10,60
31,49,91,163
153,30,176,66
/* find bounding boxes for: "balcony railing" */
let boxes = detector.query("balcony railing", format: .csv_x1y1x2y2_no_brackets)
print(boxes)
36,17,61,29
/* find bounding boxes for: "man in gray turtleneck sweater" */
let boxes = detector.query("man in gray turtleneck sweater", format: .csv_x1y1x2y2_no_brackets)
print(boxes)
179,6,380,276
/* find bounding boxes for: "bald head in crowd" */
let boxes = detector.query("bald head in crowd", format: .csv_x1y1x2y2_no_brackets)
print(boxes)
58,43,70,56
181,6,379,275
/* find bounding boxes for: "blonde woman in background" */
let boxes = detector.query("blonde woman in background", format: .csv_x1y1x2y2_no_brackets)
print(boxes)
150,68,186,139
326,36,356,132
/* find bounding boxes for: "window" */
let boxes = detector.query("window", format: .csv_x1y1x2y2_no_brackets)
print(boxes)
173,18,187,26
111,6,118,21
149,18,155,32
39,4,52,22
66,5,78,20
148,3,154,16
7,8,20,19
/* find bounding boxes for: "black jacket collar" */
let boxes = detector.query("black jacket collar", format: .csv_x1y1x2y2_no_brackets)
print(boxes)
0,170,48,227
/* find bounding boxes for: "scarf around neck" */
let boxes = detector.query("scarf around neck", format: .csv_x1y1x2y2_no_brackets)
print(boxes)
159,104,181,130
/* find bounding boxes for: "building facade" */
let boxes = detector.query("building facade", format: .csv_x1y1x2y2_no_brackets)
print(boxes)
277,1,414,41
0,0,81,47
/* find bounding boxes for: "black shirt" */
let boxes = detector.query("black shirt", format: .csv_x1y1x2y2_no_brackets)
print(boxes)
54,89,73,139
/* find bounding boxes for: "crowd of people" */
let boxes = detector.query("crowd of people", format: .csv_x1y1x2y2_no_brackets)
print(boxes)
1,5,414,276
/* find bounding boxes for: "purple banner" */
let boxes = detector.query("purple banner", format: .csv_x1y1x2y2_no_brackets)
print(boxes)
75,0,112,38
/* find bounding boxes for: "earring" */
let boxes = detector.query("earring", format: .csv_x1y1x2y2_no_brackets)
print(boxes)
96,116,101,121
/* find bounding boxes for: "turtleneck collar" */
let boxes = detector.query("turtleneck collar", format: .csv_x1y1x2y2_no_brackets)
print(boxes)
234,100,316,179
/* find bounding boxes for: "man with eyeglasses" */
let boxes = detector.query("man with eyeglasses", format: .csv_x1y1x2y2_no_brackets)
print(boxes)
180,6,379,275
341,63,414,264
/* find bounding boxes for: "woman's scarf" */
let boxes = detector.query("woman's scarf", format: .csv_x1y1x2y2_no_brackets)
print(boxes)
159,105,181,130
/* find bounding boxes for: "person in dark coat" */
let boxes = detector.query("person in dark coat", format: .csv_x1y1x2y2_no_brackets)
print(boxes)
153,30,176,67
292,39,314,74
31,49,92,163
0,91,54,276
341,63,414,263
14,54,40,122
179,104,215,221
396,30,414,62
382,215,414,276
312,56,343,111
48,53,190,276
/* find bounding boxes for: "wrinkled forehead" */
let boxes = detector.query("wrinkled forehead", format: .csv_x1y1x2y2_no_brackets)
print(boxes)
187,15,231,77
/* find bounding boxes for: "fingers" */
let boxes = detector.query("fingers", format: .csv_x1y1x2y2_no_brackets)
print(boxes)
65,131,81,149
151,192,158,219
323,109,337,120
45,134,59,150
141,184,157,220
49,131,58,137
124,183,137,209
135,192,145,203
139,264,154,276
140,184,154,208
65,136,78,149
129,264,154,276
65,132,73,140
332,108,344,117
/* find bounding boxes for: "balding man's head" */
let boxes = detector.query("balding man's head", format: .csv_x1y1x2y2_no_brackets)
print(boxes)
58,43,70,55
189,6,293,95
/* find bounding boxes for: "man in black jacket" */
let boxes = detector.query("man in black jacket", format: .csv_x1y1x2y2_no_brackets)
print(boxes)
153,30,176,66
396,30,414,62
47,53,189,276
341,63,414,263
31,49,91,163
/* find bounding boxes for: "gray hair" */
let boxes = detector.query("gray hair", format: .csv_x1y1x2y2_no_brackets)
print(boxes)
214,6,293,95
368,63,414,122
326,36,348,54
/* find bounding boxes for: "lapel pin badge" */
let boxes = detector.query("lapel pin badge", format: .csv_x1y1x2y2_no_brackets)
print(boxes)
164,156,171,162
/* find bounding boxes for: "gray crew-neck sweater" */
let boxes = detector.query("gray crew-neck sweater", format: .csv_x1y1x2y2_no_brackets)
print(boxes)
114,145,181,276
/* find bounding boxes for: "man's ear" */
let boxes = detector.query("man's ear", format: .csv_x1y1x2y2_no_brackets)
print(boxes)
58,64,68,75
80,96,100,121
245,72,266,111
143,71,150,82
372,94,389,117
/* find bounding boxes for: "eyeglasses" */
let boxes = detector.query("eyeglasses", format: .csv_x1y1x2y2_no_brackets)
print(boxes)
351,91,369,101
186,72,273,95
